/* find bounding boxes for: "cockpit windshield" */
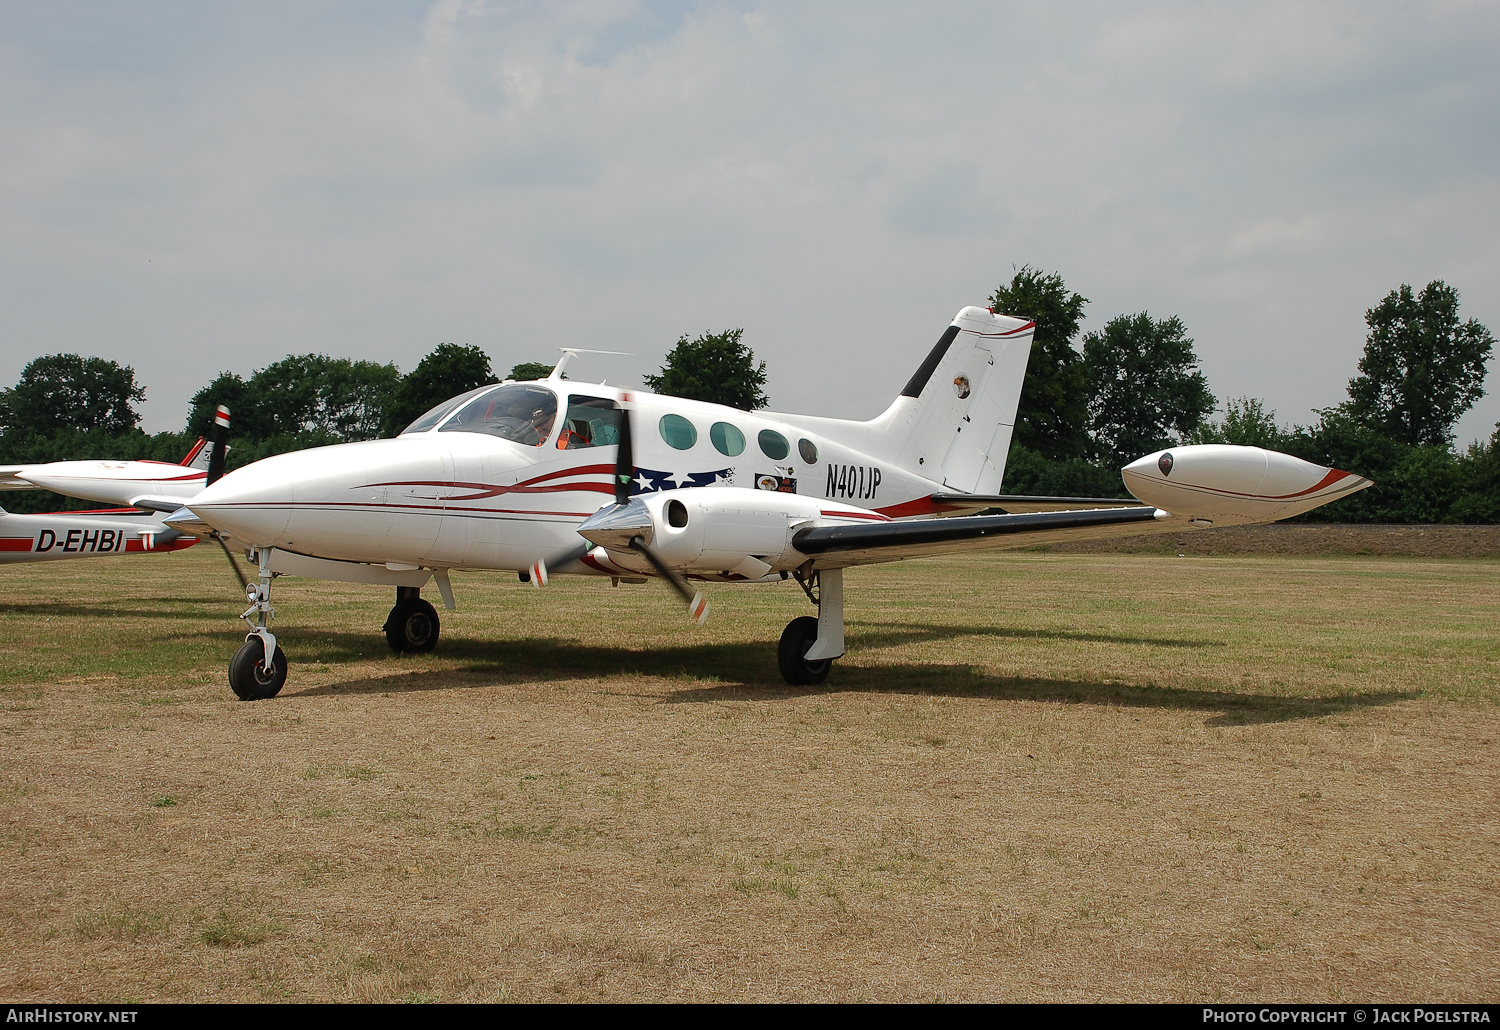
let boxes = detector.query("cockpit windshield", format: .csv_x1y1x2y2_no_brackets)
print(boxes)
400,384,499,435
436,383,559,446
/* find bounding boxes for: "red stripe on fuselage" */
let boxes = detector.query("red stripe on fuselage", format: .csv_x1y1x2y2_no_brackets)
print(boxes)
874,495,966,518
123,537,196,553
359,463,616,501
56,507,152,516
0,537,32,552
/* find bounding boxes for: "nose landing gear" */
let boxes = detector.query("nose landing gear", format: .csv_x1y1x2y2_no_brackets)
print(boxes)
229,547,287,701
384,586,440,653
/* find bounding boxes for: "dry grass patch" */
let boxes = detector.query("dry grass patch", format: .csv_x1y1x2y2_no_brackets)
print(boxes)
0,546,1496,1001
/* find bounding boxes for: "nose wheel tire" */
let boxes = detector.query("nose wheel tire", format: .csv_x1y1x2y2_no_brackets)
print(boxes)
385,597,440,654
778,615,832,686
228,639,288,701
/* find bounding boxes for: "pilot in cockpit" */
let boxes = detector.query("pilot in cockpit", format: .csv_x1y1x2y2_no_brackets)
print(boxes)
557,419,590,449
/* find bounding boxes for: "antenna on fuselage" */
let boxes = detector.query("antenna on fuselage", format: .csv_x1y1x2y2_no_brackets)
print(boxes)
549,347,630,381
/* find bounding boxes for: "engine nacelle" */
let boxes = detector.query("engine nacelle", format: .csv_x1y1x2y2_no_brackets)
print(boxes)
578,487,881,578
1121,444,1371,524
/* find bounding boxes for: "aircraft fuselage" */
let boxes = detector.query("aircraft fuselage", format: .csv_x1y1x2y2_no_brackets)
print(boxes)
189,383,952,576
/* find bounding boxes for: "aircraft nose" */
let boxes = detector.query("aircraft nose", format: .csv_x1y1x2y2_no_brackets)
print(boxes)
188,454,298,545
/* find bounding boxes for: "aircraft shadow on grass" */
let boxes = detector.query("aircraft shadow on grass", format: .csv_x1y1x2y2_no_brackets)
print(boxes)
0,597,238,621
279,627,1413,727
845,620,1221,651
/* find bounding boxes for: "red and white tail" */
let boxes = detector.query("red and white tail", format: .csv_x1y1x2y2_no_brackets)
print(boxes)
184,407,232,471
180,438,210,468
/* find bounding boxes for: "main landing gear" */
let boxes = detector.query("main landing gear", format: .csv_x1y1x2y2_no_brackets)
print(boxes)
384,585,440,653
778,566,844,686
229,547,287,701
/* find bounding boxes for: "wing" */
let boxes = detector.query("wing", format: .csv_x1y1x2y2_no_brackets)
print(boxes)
790,506,1183,567
793,445,1373,568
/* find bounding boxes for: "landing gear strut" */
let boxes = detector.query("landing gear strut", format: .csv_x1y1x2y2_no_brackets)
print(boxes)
229,547,287,701
384,586,439,653
778,566,844,686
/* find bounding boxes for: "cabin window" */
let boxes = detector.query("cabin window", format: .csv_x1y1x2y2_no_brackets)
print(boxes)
758,429,790,461
659,414,698,450
402,384,498,434
437,384,558,446
798,438,818,464
557,396,624,449
710,422,746,456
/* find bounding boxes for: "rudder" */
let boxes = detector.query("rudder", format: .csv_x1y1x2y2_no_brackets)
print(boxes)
880,306,1034,493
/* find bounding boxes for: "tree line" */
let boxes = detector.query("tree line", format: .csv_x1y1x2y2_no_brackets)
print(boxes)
2,272,1495,522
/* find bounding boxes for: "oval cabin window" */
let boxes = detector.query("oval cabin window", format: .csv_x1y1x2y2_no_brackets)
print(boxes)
659,414,698,450
710,422,746,456
758,429,790,461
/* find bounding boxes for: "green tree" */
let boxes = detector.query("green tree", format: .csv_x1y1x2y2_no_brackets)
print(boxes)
998,445,1127,498
507,362,556,382
187,355,399,444
989,266,1090,459
1451,424,1500,523
1186,397,1293,450
1346,281,1493,447
0,354,145,437
185,372,254,438
644,329,768,410
1083,313,1215,467
383,344,500,435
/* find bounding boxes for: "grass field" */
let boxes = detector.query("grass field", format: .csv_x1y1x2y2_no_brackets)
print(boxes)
1,546,1497,1002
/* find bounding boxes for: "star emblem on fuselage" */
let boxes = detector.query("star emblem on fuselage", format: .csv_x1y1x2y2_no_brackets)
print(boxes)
629,467,733,495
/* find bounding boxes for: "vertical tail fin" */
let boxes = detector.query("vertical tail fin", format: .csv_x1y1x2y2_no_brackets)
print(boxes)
180,438,209,468
876,306,1034,493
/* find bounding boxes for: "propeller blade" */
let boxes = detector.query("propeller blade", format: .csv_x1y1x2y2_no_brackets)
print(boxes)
628,535,709,624
614,401,634,506
205,405,231,487
216,534,248,590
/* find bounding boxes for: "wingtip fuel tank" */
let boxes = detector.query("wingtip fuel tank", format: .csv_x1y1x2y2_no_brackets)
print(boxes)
1121,444,1372,524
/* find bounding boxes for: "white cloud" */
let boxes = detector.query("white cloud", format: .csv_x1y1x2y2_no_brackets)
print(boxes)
0,1,1496,445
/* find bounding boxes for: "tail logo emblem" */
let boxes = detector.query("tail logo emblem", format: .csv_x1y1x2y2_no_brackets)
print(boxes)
1158,453,1174,477
953,375,971,399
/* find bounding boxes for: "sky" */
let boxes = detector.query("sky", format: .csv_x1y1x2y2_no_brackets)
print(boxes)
1,1,1497,446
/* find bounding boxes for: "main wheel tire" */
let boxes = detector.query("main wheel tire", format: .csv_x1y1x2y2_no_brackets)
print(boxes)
384,597,440,654
228,638,288,701
778,615,832,686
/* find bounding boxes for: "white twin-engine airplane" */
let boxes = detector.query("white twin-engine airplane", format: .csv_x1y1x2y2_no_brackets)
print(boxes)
166,307,1371,700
